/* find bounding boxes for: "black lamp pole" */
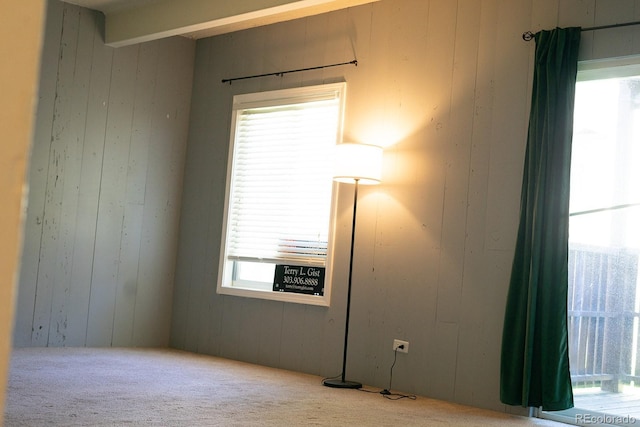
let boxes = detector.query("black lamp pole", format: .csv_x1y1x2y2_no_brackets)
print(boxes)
323,178,362,389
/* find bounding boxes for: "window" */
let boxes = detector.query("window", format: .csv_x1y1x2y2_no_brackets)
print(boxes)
541,58,640,426
217,83,346,306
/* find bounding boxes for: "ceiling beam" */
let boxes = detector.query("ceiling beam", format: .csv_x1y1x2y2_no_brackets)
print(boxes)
104,0,380,47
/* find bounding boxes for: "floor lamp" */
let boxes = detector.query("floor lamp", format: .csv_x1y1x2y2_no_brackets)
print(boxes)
323,143,383,389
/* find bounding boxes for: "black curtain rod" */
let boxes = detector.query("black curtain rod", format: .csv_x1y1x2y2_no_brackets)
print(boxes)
522,20,640,41
221,59,357,84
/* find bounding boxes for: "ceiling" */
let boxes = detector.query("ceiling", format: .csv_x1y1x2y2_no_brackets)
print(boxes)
63,0,157,14
62,0,380,47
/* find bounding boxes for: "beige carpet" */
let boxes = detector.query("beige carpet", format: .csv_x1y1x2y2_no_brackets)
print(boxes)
4,347,565,426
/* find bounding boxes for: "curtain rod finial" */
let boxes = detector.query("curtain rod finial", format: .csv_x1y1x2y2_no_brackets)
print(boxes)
523,31,534,41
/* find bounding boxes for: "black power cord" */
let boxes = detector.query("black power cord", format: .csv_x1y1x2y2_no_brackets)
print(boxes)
380,346,416,400
358,346,416,400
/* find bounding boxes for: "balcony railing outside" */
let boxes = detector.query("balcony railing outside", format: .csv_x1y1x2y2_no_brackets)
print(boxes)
568,243,640,392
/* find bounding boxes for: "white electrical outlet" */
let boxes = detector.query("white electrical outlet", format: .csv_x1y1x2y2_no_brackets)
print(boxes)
393,339,409,354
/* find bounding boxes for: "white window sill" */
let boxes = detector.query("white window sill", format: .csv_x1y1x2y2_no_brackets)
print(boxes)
216,285,330,307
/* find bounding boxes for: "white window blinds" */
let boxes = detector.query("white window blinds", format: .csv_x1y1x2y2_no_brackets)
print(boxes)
225,85,344,266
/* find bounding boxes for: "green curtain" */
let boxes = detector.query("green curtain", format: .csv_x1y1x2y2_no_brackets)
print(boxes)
500,27,581,411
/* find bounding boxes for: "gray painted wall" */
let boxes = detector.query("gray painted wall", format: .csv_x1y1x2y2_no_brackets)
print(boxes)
13,0,195,348
12,0,640,415
170,0,640,413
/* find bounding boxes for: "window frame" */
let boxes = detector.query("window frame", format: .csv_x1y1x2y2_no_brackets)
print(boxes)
539,55,640,427
216,82,346,306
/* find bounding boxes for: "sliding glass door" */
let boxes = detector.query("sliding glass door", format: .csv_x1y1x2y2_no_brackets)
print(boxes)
543,59,640,427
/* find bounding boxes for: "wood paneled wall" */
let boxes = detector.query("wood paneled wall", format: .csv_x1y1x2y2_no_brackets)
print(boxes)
13,0,195,348
171,0,640,412
12,0,640,415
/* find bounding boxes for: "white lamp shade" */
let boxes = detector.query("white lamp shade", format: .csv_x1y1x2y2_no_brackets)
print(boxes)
333,143,383,185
